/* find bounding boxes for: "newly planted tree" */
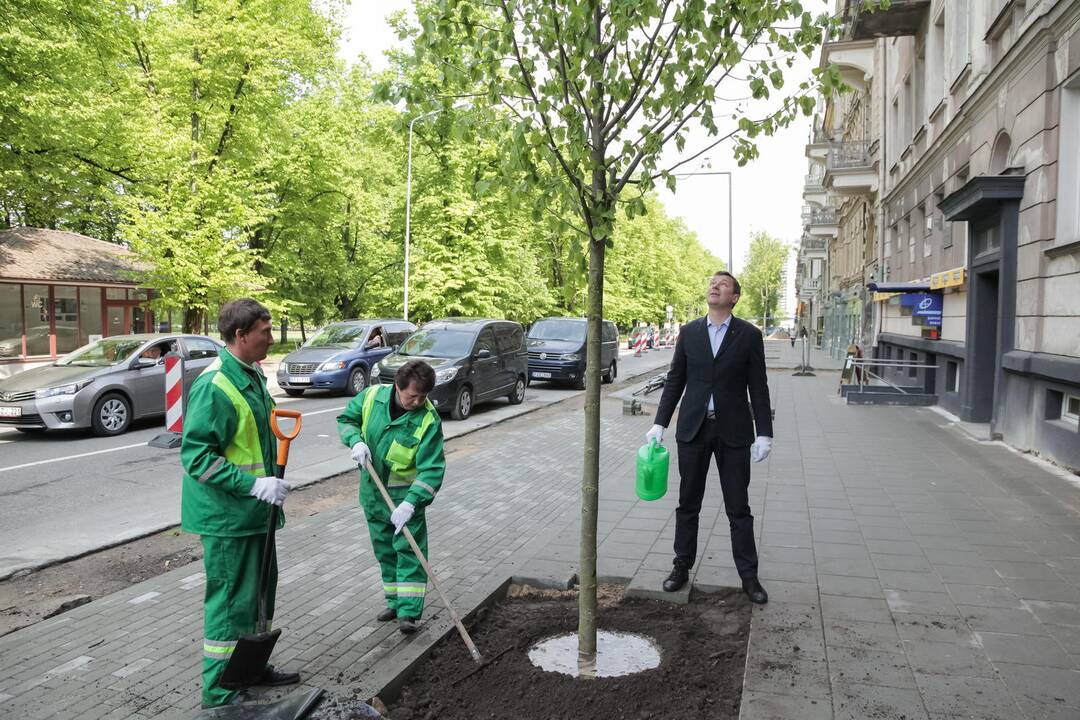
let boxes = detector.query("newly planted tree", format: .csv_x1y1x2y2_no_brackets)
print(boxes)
416,0,840,665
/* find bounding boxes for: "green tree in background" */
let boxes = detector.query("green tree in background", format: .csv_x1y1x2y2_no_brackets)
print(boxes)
415,0,837,664
738,231,790,330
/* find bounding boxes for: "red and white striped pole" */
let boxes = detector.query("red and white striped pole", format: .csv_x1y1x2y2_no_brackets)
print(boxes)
149,351,185,449
165,352,184,433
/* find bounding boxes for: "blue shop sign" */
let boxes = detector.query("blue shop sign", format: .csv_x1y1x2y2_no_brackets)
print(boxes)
901,292,942,328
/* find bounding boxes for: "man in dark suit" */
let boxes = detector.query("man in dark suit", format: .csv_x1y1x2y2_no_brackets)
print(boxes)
647,271,773,604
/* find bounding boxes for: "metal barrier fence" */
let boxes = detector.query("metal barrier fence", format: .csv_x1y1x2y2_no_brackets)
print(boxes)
845,357,938,394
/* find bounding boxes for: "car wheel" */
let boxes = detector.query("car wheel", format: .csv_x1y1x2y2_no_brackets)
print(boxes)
602,360,617,384
450,385,473,421
284,388,305,398
92,393,132,436
348,366,368,396
507,377,526,405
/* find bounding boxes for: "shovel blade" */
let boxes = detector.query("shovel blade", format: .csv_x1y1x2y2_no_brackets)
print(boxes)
219,629,281,690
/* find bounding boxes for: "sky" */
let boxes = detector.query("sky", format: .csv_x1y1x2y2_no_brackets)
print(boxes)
337,1,823,278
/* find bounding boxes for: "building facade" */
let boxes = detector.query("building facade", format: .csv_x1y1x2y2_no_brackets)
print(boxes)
795,0,1080,471
0,228,155,378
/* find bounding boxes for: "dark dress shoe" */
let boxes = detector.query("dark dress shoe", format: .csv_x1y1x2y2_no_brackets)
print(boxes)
398,617,419,634
663,564,690,592
256,664,301,686
742,577,768,604
376,608,396,622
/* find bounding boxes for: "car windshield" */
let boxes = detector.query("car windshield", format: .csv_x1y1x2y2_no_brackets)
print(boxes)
55,337,146,367
398,329,475,358
528,320,586,342
303,324,368,349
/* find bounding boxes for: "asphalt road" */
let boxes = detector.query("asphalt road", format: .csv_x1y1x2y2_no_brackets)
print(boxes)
0,347,672,579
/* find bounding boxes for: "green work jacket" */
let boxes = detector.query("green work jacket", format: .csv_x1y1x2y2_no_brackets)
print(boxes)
180,348,280,537
337,384,446,508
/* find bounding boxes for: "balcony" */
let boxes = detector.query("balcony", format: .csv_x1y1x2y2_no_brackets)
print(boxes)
823,140,877,196
801,236,828,252
803,171,827,205
803,207,838,238
806,125,834,161
846,0,930,41
819,38,875,92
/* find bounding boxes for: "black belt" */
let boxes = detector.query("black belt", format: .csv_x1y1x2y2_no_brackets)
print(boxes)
705,411,716,420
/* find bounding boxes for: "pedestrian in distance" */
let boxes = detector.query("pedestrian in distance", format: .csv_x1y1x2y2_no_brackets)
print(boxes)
337,359,446,635
646,271,774,604
180,298,300,709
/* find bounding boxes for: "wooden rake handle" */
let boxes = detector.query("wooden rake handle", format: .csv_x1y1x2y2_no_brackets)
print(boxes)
364,460,483,664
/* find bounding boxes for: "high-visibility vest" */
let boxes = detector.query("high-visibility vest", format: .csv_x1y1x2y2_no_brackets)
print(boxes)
209,367,270,477
361,385,437,488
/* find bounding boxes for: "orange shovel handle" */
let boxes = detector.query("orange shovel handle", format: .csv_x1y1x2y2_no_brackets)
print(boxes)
270,409,303,470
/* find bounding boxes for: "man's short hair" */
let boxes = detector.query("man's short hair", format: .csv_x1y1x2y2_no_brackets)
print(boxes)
395,359,436,394
713,271,741,295
218,299,271,343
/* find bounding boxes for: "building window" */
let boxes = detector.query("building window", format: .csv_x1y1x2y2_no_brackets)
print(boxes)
946,0,970,89
946,360,959,393
909,232,916,263
1056,78,1080,247
1065,394,1080,425
0,284,21,359
23,284,50,357
80,288,102,346
909,352,919,378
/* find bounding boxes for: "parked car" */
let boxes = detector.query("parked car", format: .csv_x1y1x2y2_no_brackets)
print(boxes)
372,318,528,420
526,317,619,389
0,333,224,436
276,319,416,397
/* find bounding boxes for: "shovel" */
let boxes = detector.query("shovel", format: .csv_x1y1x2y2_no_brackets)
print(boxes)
220,408,303,690
364,459,483,664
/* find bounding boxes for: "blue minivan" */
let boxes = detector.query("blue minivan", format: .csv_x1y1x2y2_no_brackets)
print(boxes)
276,319,416,397
527,317,619,389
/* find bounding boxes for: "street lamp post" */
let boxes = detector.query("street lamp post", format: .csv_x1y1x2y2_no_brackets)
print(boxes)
403,109,443,323
675,170,734,272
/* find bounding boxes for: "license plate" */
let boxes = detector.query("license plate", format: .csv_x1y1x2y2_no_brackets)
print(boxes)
531,371,551,379
0,406,21,418
288,377,312,385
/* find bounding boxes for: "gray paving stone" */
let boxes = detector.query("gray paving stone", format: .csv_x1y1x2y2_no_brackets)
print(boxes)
816,574,884,599
827,645,917,688
914,673,1022,718
974,631,1076,668
879,570,948,593
1026,600,1080,626
903,639,997,678
740,691,833,720
821,594,894,624
832,681,930,720
993,661,1080,707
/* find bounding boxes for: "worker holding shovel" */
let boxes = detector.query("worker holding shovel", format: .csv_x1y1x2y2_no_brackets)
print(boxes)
181,299,300,708
337,359,446,635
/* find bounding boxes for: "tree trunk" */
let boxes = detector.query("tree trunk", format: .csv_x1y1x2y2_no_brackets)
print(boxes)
577,230,605,673
299,317,307,343
183,306,203,334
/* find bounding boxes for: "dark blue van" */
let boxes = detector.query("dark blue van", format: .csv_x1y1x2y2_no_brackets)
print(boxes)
276,319,416,397
526,317,619,389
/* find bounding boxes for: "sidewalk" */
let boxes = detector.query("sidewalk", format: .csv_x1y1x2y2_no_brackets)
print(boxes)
3,369,1079,719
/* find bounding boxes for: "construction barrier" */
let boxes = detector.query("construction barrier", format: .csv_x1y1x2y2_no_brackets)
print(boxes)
149,352,185,448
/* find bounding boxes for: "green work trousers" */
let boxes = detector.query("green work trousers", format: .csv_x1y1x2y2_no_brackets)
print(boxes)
200,534,276,708
361,478,428,619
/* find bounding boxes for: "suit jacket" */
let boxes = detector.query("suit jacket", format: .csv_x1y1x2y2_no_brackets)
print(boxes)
654,315,773,446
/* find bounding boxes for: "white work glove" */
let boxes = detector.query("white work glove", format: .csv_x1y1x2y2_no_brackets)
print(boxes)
645,424,665,445
350,441,371,466
390,501,415,535
751,436,773,463
249,476,291,506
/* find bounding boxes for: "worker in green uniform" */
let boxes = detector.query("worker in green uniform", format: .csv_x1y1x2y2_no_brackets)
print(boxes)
337,359,446,635
180,299,300,708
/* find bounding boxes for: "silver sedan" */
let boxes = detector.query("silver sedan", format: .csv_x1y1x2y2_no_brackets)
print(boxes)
0,334,223,436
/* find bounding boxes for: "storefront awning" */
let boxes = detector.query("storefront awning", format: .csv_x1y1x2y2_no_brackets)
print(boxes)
866,282,932,293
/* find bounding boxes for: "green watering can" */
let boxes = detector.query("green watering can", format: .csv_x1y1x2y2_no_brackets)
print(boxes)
636,438,669,501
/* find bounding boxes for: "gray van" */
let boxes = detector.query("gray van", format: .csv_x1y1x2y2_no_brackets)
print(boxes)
526,317,619,389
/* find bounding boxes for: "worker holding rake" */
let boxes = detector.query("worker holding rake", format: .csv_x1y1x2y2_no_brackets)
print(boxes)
337,359,446,635
180,299,300,708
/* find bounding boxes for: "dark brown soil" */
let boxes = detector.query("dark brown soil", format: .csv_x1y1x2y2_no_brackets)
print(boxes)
387,585,751,720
